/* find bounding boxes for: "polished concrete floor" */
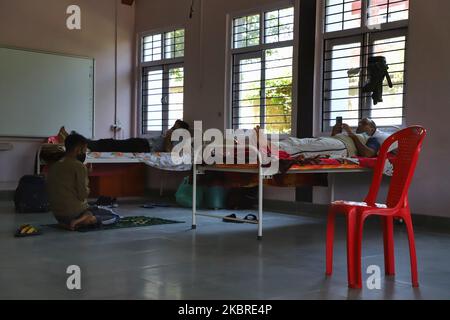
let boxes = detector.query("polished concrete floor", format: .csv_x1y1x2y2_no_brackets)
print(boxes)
0,200,449,300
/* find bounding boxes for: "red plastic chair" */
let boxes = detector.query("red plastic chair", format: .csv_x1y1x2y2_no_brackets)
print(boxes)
325,126,426,289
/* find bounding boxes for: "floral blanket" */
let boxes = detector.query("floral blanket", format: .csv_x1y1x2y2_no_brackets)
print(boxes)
86,152,191,172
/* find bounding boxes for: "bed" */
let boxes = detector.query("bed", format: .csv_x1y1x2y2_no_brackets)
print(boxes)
190,147,388,240
37,147,191,173
36,144,191,197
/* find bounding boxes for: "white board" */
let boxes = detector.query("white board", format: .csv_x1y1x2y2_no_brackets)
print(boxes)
0,47,94,138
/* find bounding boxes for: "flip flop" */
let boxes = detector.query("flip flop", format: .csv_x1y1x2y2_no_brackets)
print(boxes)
143,202,171,208
15,224,42,238
244,214,258,222
222,214,244,223
153,203,171,208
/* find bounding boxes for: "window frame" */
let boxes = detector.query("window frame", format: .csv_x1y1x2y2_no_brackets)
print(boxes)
317,0,409,134
141,63,184,134
225,0,299,137
138,27,185,137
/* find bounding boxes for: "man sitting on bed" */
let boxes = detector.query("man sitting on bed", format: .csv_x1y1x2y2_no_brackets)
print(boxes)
279,118,381,159
47,133,99,230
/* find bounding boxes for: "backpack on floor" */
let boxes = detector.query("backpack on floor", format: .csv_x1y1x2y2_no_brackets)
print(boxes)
14,175,50,213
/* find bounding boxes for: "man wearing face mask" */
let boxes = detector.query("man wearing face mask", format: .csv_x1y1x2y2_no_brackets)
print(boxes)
331,118,380,158
47,133,98,230
278,118,381,159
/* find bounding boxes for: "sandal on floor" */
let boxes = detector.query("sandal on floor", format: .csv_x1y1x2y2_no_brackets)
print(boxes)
222,214,244,223
244,214,258,222
142,203,171,208
15,224,42,238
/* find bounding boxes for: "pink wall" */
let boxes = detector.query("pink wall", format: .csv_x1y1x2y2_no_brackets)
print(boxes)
403,0,450,217
0,0,135,189
136,0,450,217
2,0,449,217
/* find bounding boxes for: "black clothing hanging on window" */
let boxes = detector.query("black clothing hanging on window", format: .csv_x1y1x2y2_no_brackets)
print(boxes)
363,56,394,105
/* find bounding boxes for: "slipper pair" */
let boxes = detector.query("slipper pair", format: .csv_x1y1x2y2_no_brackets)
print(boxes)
141,203,171,209
15,224,42,238
222,214,258,223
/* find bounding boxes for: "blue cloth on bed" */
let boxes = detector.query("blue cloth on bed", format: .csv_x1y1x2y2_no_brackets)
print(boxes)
366,137,381,154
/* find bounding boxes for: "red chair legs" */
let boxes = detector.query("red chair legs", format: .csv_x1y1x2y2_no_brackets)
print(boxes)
404,214,419,287
326,208,357,288
326,209,420,289
382,216,396,276
347,212,419,289
353,214,365,289
346,211,357,288
353,215,400,289
325,210,336,276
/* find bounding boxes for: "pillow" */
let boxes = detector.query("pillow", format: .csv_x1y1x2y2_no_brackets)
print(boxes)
372,130,398,153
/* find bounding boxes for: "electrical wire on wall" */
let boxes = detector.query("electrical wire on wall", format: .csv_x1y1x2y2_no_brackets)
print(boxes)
189,0,195,19
190,0,205,89
200,0,204,89
113,0,118,139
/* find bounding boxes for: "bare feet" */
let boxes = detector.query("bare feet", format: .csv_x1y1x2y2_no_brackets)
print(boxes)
69,212,97,230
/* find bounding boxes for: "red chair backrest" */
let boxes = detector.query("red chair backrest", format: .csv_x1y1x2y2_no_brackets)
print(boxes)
364,126,427,209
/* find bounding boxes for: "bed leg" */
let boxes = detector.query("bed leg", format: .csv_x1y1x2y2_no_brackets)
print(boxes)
258,168,263,240
329,173,336,202
192,163,197,230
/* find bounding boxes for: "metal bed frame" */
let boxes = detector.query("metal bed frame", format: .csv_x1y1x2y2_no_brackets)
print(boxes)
191,149,371,240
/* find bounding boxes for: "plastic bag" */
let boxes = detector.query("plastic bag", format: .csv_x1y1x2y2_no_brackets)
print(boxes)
175,177,204,208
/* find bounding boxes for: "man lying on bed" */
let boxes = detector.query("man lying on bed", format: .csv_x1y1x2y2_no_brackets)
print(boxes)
279,118,382,159
47,133,113,230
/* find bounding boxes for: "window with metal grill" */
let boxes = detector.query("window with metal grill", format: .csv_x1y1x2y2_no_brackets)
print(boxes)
233,14,260,49
265,7,295,43
164,29,185,59
321,0,409,131
367,0,409,26
325,0,362,33
142,66,184,132
231,5,294,135
140,29,185,134
143,34,162,62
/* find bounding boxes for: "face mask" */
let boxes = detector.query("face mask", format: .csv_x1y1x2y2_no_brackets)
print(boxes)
77,152,87,163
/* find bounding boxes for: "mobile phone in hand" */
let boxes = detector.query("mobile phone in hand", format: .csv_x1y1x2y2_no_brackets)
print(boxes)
336,117,343,126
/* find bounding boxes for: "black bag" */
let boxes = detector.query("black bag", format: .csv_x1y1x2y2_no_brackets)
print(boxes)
14,175,50,213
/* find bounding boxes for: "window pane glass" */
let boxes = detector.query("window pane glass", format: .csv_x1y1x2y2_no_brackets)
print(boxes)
232,57,262,130
368,36,406,126
325,0,361,33
233,14,260,48
168,67,184,126
323,41,362,128
143,34,162,62
265,7,294,44
143,69,163,132
264,47,293,134
164,29,185,59
367,0,409,27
